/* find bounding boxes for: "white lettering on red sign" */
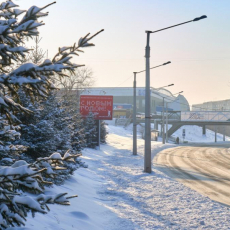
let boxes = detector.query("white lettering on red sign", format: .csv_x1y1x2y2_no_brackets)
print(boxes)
80,95,113,120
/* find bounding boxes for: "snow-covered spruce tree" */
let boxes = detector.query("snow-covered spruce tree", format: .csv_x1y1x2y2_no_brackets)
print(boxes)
84,112,98,148
15,92,71,159
15,93,87,185
58,91,86,152
83,114,108,147
0,0,103,228
0,116,27,161
15,88,86,159
14,38,72,159
70,112,86,151
80,114,108,148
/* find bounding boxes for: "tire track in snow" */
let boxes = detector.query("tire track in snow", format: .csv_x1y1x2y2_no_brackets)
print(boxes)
202,148,230,170
187,148,230,182
156,146,230,206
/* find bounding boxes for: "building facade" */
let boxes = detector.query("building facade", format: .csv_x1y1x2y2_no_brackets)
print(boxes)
192,99,230,111
79,87,190,113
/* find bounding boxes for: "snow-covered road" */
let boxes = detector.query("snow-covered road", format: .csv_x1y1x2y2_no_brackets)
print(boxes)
155,144,230,206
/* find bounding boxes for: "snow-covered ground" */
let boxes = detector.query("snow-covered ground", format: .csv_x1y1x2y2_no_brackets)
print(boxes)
135,122,230,143
22,123,230,230
173,125,230,143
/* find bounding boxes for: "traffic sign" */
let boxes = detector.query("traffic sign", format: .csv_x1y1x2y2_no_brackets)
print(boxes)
182,129,186,138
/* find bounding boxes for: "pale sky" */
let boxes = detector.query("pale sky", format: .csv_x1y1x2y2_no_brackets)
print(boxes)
18,0,230,106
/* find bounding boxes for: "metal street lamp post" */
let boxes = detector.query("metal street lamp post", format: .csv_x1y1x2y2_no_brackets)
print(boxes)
144,15,207,173
165,101,169,143
150,84,174,144
133,63,171,155
165,91,183,143
162,97,165,144
133,72,137,155
160,87,174,144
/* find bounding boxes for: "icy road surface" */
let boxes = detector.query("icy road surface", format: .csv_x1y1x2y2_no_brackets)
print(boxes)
155,143,230,206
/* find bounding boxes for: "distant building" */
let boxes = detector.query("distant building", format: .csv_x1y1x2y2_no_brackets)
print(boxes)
192,99,230,111
79,87,190,113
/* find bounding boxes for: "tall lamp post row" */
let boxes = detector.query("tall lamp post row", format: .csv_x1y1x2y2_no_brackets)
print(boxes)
152,85,174,143
144,15,207,173
165,91,183,143
133,62,171,156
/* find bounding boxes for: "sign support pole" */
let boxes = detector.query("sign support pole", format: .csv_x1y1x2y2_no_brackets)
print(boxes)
223,126,225,141
98,120,101,149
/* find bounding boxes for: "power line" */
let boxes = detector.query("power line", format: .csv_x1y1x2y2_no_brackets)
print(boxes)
116,75,133,87
78,57,230,62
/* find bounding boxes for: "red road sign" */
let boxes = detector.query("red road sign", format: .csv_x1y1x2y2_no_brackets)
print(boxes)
80,95,113,120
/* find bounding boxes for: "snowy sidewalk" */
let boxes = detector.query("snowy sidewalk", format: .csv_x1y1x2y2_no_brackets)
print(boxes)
23,125,230,230
81,125,230,229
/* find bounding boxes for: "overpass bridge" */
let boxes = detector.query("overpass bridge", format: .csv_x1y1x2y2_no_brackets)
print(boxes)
136,111,230,139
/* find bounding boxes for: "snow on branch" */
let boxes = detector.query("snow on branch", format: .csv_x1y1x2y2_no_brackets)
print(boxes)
0,0,103,122
0,1,55,66
0,150,80,229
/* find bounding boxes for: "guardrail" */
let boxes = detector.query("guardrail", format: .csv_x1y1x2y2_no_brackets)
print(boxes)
181,111,230,122
115,118,132,127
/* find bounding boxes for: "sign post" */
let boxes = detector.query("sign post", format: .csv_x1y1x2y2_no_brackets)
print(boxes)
95,120,101,148
80,95,113,148
182,129,185,142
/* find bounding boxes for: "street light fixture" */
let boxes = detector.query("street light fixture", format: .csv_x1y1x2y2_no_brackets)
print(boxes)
144,15,207,173
153,83,174,92
133,62,171,155
165,91,183,143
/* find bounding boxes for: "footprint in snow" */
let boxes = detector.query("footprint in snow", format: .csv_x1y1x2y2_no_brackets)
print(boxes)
70,211,90,220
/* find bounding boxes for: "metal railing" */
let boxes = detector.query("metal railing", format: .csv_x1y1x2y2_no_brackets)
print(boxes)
181,111,230,122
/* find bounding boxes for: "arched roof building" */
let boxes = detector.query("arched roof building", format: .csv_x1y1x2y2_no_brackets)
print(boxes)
79,87,190,113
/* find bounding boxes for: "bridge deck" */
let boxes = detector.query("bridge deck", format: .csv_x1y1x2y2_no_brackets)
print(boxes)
136,119,230,126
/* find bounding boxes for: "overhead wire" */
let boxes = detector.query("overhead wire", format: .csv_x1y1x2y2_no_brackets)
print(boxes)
116,75,133,87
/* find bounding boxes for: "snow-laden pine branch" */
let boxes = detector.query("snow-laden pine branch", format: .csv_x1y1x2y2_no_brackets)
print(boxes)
0,0,103,122
0,150,81,229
